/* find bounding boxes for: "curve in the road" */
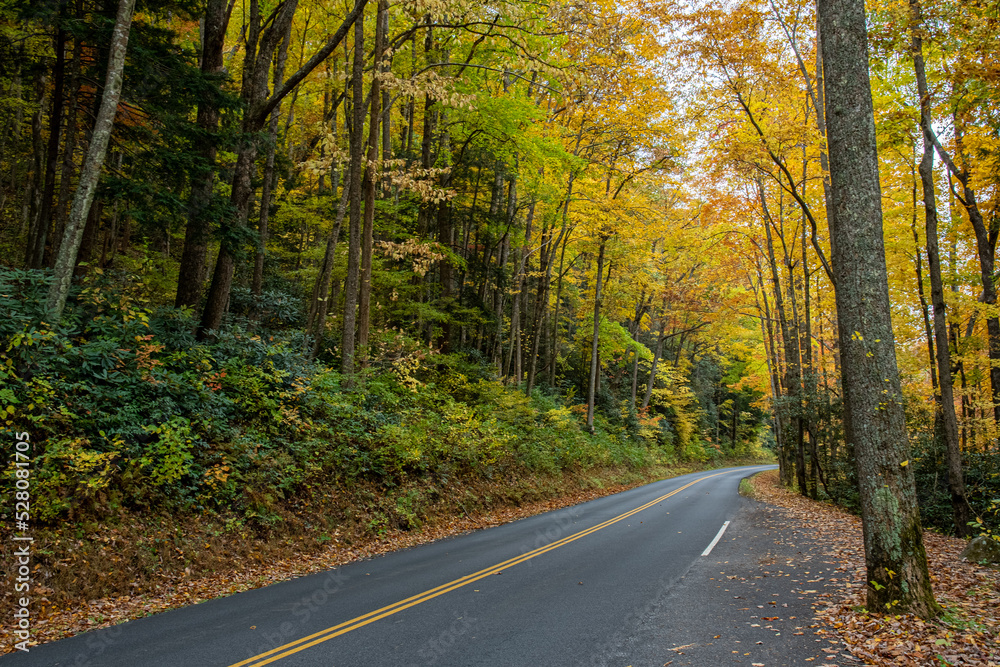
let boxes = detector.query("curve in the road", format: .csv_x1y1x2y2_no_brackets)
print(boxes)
3,464,779,667
231,469,737,667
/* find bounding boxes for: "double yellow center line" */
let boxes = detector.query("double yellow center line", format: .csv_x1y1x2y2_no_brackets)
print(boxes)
231,470,729,666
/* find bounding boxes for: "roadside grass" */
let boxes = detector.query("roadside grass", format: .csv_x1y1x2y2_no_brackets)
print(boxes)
738,476,758,499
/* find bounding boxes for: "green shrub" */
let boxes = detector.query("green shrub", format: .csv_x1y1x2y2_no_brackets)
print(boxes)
0,267,752,529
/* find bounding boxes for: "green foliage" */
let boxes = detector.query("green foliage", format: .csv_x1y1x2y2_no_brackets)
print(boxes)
20,436,121,522
136,417,197,488
909,431,1000,537
648,366,700,454
0,260,767,529
576,316,653,366
228,286,303,328
968,498,1000,544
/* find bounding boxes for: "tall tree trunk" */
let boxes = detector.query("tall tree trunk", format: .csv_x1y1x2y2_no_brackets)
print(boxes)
252,22,293,299
403,33,416,160
924,97,1000,430
754,272,785,460
76,196,102,273
814,13,836,250
308,170,351,357
306,91,349,356
628,289,650,411
491,176,516,365
45,0,135,321
802,205,820,498
456,162,482,343
176,0,231,309
199,0,273,336
952,117,1000,432
435,83,455,351
415,25,437,236
525,207,557,395
0,64,21,201
32,26,67,269
357,0,387,364
340,9,366,374
545,190,574,389
782,210,808,497
381,86,391,186
24,70,47,267
909,185,938,393
523,215,549,392
909,0,970,537
819,0,938,617
642,313,668,410
55,29,83,257
506,200,535,380
198,0,366,335
586,236,608,434
759,181,800,487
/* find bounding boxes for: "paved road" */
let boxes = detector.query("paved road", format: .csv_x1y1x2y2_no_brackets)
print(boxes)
6,465,788,666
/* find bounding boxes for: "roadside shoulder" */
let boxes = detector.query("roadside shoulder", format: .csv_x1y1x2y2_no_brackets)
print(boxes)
751,471,1000,667
623,488,862,666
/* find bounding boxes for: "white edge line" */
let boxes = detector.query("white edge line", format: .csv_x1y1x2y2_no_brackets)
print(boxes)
701,520,731,557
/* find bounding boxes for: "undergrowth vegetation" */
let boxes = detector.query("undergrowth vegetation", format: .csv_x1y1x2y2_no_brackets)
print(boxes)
0,268,775,605
1,268,772,537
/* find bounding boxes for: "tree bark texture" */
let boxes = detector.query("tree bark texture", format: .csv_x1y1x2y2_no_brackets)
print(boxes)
198,0,366,336
46,0,136,322
819,0,939,618
31,27,66,270
252,21,293,300
176,0,231,309
586,237,608,434
340,10,366,374
759,182,800,487
909,0,971,537
357,0,387,363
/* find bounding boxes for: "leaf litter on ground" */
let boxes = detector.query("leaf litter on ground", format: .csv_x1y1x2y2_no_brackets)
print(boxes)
750,470,1000,666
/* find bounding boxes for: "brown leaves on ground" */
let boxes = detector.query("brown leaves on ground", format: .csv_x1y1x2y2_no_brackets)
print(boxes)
751,470,1000,666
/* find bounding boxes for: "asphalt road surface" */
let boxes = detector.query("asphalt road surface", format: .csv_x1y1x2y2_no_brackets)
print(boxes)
7,465,796,667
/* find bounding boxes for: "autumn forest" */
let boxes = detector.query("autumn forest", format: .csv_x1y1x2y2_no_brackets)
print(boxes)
1,0,998,632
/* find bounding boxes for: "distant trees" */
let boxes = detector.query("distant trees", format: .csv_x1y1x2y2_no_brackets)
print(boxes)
674,0,999,545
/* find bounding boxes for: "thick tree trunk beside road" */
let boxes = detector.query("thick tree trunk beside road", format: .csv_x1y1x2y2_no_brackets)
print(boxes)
818,0,939,618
